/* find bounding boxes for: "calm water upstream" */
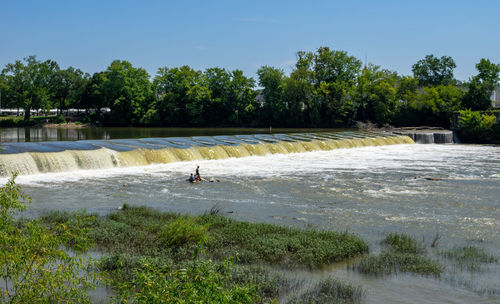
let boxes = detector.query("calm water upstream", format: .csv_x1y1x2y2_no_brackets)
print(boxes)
0,129,498,303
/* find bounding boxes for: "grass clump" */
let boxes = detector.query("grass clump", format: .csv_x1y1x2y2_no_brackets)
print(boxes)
355,232,443,277
287,277,364,304
113,257,259,304
198,214,369,268
383,232,424,254
440,246,498,271
157,217,210,246
356,251,443,277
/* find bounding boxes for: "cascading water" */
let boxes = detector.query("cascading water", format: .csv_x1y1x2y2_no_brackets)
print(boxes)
0,132,414,177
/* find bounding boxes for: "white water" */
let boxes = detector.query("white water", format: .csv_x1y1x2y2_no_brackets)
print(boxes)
3,143,500,303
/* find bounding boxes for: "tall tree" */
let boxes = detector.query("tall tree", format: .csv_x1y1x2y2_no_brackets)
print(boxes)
100,60,153,125
462,58,500,110
153,66,210,126
51,67,89,114
353,64,398,125
312,47,362,126
226,69,257,126
412,55,456,87
204,67,232,124
257,66,285,126
1,56,59,120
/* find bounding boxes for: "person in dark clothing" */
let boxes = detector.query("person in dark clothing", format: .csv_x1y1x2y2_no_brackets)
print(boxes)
195,166,200,179
188,173,195,183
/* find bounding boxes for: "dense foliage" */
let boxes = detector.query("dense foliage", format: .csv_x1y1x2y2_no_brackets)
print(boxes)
456,109,500,143
1,48,499,128
0,176,96,303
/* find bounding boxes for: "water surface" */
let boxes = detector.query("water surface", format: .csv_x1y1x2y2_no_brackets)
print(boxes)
2,143,499,303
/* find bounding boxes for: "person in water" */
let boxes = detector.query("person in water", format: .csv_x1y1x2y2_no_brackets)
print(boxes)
195,166,200,178
188,173,195,183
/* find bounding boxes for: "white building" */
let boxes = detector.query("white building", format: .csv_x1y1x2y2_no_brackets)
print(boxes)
491,86,500,108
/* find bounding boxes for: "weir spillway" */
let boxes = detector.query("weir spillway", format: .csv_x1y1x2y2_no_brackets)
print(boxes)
0,132,414,177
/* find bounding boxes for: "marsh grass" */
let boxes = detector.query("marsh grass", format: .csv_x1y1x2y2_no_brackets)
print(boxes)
355,233,443,277
40,205,370,303
75,205,369,268
355,251,443,276
440,246,498,272
286,277,365,304
383,232,425,254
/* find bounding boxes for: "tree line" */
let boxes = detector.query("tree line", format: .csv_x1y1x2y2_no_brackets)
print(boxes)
1,47,499,127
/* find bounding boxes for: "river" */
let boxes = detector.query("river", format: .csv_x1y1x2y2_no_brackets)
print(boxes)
0,128,498,303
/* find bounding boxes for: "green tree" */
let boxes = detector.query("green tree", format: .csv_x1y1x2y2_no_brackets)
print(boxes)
462,58,500,110
412,55,456,87
0,176,96,303
353,64,398,125
152,66,210,126
284,51,315,126
204,67,232,124
312,47,362,126
99,60,154,125
1,56,59,119
257,66,285,126
226,70,257,126
51,67,89,115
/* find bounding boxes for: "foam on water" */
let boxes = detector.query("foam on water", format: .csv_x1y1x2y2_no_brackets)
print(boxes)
2,142,499,302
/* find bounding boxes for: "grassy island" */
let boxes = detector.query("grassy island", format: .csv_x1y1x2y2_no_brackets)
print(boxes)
18,204,366,303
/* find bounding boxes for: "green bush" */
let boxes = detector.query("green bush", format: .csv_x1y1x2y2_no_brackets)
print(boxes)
54,114,66,124
158,217,210,246
457,109,499,142
0,176,96,303
114,257,259,304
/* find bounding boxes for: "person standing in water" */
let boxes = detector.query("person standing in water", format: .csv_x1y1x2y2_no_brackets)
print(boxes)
195,166,200,180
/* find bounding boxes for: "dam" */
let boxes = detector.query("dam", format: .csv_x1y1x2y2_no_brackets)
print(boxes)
0,131,414,177
1,129,498,303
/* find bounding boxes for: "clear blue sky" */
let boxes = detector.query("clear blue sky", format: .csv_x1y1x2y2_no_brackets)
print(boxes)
1,0,499,81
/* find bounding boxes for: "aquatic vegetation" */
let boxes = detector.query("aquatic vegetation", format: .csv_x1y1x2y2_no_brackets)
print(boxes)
440,246,498,271
83,205,369,268
355,251,443,277
383,232,425,254
39,205,369,303
112,256,259,304
355,233,443,277
287,277,365,304
198,213,369,268
157,217,210,246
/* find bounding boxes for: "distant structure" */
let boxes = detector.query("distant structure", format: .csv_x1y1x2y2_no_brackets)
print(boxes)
491,86,500,108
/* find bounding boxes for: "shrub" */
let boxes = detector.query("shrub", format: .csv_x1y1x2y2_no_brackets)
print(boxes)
158,217,210,246
457,109,499,142
0,176,96,303
54,114,66,124
114,257,259,304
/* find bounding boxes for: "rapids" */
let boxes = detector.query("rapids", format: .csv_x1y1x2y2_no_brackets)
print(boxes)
0,132,499,303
